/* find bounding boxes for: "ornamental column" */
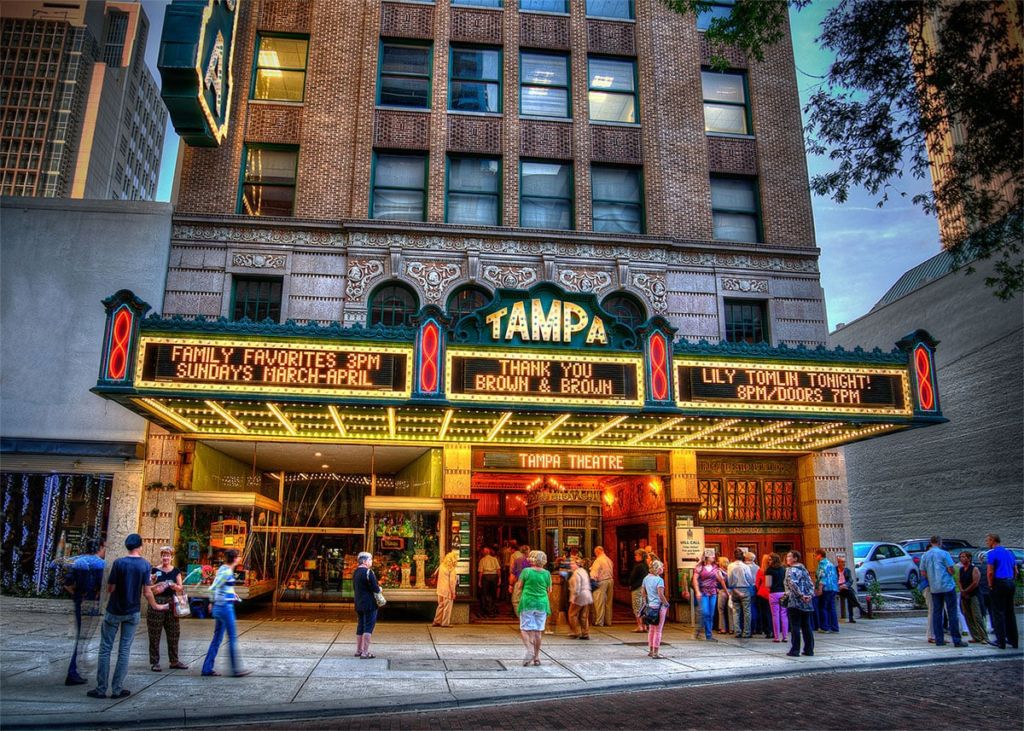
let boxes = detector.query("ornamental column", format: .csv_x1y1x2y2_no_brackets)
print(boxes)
797,450,854,572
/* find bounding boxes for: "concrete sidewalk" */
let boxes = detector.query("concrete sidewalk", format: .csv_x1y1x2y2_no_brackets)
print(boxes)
1,597,1020,730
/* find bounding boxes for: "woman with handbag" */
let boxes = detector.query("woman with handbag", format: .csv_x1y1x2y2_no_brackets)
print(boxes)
432,550,460,627
642,559,669,658
692,554,726,641
783,550,816,657
147,546,188,672
352,551,381,659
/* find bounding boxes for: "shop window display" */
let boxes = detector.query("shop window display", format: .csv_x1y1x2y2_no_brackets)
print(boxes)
367,507,440,593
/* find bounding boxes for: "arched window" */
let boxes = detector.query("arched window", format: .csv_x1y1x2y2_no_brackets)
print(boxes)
368,282,419,327
601,292,646,330
446,285,491,321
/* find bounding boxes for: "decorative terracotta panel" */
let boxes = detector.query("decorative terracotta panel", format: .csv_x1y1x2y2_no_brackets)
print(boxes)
706,135,757,176
520,12,570,50
448,115,502,154
381,1,434,39
587,19,636,56
520,120,572,159
258,0,311,33
374,109,430,149
245,104,302,144
591,124,642,164
450,7,502,44
700,35,748,69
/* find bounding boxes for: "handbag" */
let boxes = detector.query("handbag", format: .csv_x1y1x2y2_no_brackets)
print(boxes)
173,593,191,617
641,602,661,626
370,569,386,607
590,578,599,591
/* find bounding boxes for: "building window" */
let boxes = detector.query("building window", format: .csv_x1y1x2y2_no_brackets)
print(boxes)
447,285,492,320
447,156,501,225
710,176,760,242
239,145,298,216
601,292,646,329
725,479,761,522
252,35,309,102
520,0,568,11
449,47,501,113
697,0,735,31
588,57,637,123
520,160,573,230
591,165,643,233
372,152,427,221
378,42,432,109
702,70,749,135
724,299,768,344
586,0,634,20
520,52,570,118
698,479,723,522
369,282,419,327
454,0,502,6
232,277,282,323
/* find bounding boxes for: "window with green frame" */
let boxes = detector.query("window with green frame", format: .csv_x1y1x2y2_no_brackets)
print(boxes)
454,0,502,7
447,285,492,320
378,41,432,109
232,276,282,323
520,0,568,11
239,145,298,216
591,165,643,233
586,0,633,20
368,282,419,327
520,159,573,229
449,46,501,113
251,35,308,101
724,298,768,344
447,156,500,225
520,52,570,118
697,0,735,30
702,69,749,135
588,56,637,123
372,152,427,221
710,175,761,242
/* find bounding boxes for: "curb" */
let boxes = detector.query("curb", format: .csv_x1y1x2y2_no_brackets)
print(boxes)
3,651,1021,731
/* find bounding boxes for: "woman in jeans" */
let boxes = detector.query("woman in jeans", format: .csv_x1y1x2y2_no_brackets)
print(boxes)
765,552,788,642
692,554,726,641
642,559,669,658
783,550,815,657
201,549,251,677
352,551,381,658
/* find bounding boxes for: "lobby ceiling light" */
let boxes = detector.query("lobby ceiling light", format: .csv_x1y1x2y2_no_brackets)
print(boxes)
486,411,513,442
386,407,396,438
627,417,683,445
718,420,793,448
581,415,630,444
137,398,200,432
267,403,297,435
438,409,454,440
673,418,742,447
533,413,571,442
204,400,249,433
326,405,347,438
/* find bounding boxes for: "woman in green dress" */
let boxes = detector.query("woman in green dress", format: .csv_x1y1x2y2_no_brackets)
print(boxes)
515,550,552,666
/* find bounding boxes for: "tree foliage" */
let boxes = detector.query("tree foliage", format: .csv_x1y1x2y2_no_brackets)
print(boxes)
668,0,1023,298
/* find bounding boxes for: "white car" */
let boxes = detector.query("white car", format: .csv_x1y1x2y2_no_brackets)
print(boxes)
853,541,920,590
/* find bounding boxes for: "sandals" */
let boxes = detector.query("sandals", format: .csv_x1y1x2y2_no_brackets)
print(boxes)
359,653,376,659
532,659,541,666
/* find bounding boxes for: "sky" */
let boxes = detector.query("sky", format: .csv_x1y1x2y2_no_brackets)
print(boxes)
139,1,943,331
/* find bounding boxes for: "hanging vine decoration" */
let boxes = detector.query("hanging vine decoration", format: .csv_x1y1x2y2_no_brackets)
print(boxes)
92,477,108,542
53,475,73,594
33,475,59,593
15,474,31,590
1,474,13,589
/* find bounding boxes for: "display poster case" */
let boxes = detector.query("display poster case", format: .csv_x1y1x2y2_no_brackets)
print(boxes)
174,492,281,600
365,496,441,601
445,500,477,600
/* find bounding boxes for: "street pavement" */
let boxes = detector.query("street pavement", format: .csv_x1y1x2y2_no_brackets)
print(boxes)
1,596,1021,730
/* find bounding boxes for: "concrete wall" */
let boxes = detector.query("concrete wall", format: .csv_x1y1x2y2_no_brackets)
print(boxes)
0,197,173,444
829,257,1024,547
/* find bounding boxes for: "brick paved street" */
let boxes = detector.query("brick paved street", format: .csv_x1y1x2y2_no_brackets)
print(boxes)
214,659,1023,731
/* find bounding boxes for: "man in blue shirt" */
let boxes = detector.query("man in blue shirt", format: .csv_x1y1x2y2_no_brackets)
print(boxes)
919,535,965,648
62,537,106,685
87,533,168,699
815,549,841,633
985,533,1019,650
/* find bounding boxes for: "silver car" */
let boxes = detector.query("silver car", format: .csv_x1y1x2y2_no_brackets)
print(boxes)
853,541,920,590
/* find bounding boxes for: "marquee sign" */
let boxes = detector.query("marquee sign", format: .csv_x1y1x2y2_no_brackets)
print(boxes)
447,349,644,407
158,0,239,147
135,336,412,399
676,360,912,416
475,449,666,473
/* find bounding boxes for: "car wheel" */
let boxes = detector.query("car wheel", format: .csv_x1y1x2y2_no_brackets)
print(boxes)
906,570,919,589
865,570,877,587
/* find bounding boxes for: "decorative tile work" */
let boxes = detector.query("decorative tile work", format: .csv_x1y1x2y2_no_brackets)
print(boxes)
448,115,502,154
381,1,434,39
707,136,757,176
450,7,502,44
520,12,570,49
591,125,642,164
586,19,636,56
520,120,572,159
245,103,302,144
374,110,431,149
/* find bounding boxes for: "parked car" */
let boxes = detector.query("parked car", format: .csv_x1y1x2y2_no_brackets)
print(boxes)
898,538,977,566
853,541,920,589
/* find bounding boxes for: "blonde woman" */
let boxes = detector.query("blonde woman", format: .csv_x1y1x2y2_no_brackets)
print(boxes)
515,550,552,666
642,559,669,658
716,556,732,634
432,550,460,627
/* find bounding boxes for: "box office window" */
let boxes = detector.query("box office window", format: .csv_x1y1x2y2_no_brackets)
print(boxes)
586,0,634,20
252,35,308,102
372,152,427,221
591,165,643,233
588,57,637,124
450,47,501,113
520,160,573,229
239,145,298,217
710,175,761,242
447,155,501,225
724,298,768,344
232,276,282,323
702,70,749,135
520,52,570,118
378,42,432,109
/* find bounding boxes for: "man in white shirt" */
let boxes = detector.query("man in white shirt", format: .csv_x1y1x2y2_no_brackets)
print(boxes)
590,546,615,627
727,549,753,638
